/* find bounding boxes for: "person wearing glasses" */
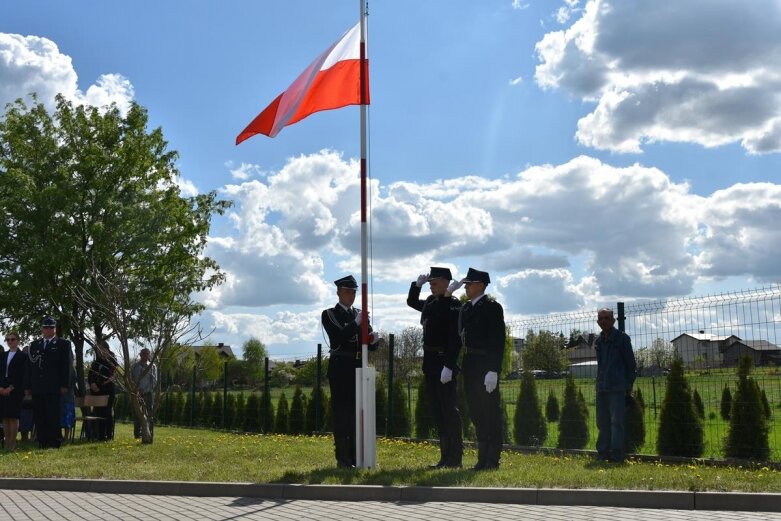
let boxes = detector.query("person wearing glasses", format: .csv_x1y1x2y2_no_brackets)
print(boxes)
24,316,72,449
455,268,506,470
0,331,27,450
407,266,463,468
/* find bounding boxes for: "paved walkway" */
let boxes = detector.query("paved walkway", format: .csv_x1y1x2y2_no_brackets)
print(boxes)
2,490,781,521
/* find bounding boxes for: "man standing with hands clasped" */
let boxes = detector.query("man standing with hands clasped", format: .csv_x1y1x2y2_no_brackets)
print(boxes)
407,266,463,468
25,316,72,449
455,268,505,470
595,307,636,463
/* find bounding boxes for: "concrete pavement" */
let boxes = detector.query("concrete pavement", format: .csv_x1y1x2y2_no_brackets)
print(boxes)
2,490,781,521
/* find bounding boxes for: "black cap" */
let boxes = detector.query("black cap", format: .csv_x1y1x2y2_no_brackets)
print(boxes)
463,267,490,284
429,266,452,280
334,275,358,289
41,316,57,327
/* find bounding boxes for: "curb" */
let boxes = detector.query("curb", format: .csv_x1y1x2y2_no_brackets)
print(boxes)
1,478,780,512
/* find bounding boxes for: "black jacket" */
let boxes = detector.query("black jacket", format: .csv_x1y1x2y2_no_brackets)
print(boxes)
25,337,72,394
321,303,377,375
0,349,28,391
459,296,506,373
406,282,461,374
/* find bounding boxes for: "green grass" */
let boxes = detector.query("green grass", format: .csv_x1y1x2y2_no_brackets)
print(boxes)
2,423,781,492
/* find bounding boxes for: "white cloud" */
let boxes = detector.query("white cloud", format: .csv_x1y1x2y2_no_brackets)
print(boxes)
509,76,524,86
512,1,531,10
498,269,585,314
175,177,199,197
534,0,781,154
0,32,134,113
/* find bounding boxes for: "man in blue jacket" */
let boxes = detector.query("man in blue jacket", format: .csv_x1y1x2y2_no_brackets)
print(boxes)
595,308,637,462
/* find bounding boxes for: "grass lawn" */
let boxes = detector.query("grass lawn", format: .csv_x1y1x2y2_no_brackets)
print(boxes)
2,423,781,492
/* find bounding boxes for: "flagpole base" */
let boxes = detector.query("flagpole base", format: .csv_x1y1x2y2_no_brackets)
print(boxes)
355,367,376,469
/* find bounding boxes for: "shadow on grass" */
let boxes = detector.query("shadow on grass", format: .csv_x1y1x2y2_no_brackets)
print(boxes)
273,466,475,486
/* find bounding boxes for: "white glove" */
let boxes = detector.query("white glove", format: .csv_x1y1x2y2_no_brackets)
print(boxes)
484,371,498,393
416,273,430,287
445,278,465,296
370,331,380,344
354,309,364,326
440,366,453,384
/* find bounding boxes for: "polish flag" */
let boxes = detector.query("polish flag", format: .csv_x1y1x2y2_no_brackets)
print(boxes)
236,22,369,143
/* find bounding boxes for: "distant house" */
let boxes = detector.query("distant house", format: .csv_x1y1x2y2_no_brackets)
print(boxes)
566,333,598,364
570,360,598,378
511,337,525,354
192,342,235,359
670,332,728,368
721,338,781,367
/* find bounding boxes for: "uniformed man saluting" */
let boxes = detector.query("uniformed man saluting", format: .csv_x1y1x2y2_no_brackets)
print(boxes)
407,266,463,468
456,268,506,470
321,275,379,468
24,316,72,449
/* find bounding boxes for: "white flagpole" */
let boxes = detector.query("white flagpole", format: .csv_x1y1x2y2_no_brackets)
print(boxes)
356,0,376,469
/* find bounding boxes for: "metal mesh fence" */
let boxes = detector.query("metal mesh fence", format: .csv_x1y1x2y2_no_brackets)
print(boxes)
113,285,781,461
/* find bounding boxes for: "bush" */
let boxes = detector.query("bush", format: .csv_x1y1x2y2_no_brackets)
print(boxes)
211,392,224,428
545,390,560,422
225,393,237,430
388,380,411,437
260,389,275,433
244,393,261,432
234,393,246,431
289,386,306,434
558,374,588,449
657,357,703,457
514,371,547,446
720,385,732,420
375,382,387,436
625,390,645,454
725,357,769,459
414,379,434,439
761,388,771,419
198,392,211,427
275,392,290,434
306,387,327,433
179,393,192,426
692,389,705,419
634,387,645,409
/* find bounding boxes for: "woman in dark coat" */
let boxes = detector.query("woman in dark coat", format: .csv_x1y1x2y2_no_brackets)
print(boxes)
0,332,28,450
88,341,118,441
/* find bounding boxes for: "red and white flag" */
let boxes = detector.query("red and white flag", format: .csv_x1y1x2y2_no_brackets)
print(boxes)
236,22,369,143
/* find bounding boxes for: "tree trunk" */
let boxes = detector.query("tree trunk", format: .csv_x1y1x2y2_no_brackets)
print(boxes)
128,391,154,444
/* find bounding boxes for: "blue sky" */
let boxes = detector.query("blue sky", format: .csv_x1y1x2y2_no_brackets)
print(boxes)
4,1,781,358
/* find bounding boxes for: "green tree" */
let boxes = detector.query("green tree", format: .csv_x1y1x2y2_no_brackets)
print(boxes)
522,330,568,373
289,386,306,434
375,382,387,436
414,379,433,439
293,357,328,387
625,390,645,454
502,325,514,378
514,371,547,446
657,357,703,457
200,391,213,427
242,337,268,385
261,388,275,433
634,387,646,409
306,387,327,433
388,380,411,437
692,389,705,419
211,392,224,429
545,390,560,422
244,393,261,432
225,393,237,430
558,374,588,449
720,384,732,420
275,392,290,434
234,392,247,431
0,95,228,432
725,357,769,459
761,388,771,419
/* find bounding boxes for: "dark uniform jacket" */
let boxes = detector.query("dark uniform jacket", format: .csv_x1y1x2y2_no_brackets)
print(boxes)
459,295,506,373
25,337,72,394
0,349,28,391
406,282,461,376
88,356,118,395
595,327,636,393
321,304,377,376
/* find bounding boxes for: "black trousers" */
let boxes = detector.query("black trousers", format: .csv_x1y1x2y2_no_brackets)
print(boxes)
425,371,463,464
32,393,62,448
93,393,115,441
329,363,357,466
463,360,502,466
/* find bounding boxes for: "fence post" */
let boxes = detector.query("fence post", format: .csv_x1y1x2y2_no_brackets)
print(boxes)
387,333,394,436
617,301,626,333
190,365,196,427
263,357,270,433
316,344,322,432
223,361,228,429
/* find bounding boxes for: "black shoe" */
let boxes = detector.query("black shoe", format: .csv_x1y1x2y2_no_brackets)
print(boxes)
595,452,610,461
472,461,487,471
429,460,446,469
441,462,462,469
